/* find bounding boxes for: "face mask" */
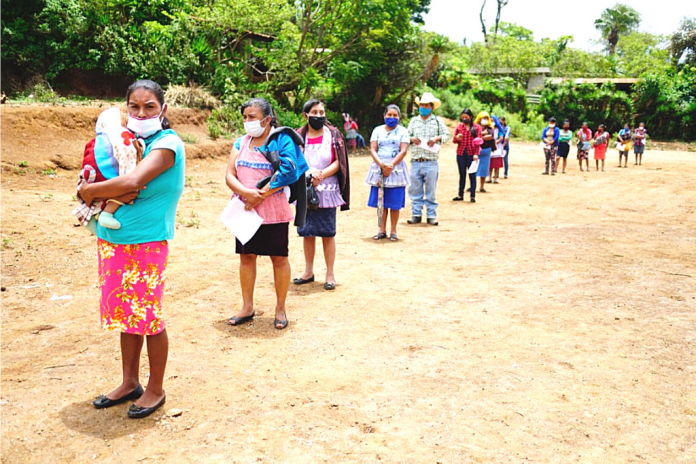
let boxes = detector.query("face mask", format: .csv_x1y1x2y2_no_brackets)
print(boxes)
308,116,325,130
127,109,164,138
419,107,432,117
480,118,489,126
461,118,471,124
549,123,556,128
385,117,399,128
244,119,267,138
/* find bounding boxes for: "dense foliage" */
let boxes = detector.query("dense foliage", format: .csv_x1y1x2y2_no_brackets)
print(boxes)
2,0,694,140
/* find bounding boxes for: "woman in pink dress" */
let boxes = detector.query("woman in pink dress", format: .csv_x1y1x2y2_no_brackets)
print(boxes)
593,124,609,172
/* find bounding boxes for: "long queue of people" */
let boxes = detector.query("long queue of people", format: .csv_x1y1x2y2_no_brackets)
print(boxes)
77,81,651,419
541,118,648,174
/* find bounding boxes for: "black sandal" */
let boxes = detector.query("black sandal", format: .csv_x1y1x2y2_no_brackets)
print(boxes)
292,275,314,285
127,393,166,419
93,385,144,409
372,232,387,240
228,311,255,326
274,315,288,330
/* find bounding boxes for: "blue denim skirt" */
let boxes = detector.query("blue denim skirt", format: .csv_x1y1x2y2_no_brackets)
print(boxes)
476,148,492,177
297,208,337,238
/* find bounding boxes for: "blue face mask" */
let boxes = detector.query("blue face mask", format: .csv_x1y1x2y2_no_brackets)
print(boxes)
385,117,399,128
419,107,432,117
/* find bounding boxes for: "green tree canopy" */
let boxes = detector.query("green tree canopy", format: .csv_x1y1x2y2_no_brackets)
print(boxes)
594,3,641,55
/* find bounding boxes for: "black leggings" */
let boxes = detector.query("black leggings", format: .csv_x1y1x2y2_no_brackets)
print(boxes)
456,154,477,198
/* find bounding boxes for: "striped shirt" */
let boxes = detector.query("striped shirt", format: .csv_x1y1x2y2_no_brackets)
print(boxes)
407,114,450,161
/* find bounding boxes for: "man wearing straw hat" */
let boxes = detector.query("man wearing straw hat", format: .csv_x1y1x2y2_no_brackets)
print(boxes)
406,92,450,225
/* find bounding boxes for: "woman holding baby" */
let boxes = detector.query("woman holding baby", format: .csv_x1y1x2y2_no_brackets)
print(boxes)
78,79,185,419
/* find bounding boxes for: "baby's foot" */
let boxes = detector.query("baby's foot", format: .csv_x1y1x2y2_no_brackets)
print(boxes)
98,212,122,230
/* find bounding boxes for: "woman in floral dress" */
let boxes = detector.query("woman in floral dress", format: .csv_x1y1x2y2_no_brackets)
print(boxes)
78,80,185,419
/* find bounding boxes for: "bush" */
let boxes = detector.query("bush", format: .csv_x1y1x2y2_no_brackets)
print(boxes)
437,89,484,120
165,84,220,109
633,69,696,141
25,83,58,103
472,78,528,115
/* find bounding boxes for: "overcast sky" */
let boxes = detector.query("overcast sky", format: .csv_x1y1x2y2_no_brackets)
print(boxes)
422,0,689,51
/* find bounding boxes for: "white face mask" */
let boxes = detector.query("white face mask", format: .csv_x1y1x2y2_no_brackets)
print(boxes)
244,119,267,138
481,118,489,126
127,108,164,138
549,123,556,128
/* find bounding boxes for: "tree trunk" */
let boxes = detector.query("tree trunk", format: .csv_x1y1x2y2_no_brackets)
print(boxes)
480,0,488,43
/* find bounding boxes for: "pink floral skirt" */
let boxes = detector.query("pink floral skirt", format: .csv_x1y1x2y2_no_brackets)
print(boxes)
98,239,168,336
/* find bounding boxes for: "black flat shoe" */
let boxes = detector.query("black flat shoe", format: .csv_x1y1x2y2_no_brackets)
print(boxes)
228,311,255,326
293,275,315,285
406,216,422,224
93,385,144,409
274,316,288,330
452,196,463,201
324,282,336,290
470,197,476,203
427,218,439,226
127,394,166,419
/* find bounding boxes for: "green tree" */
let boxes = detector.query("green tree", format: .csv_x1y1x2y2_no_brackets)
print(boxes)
594,3,640,55
498,21,533,41
670,17,696,65
616,31,671,77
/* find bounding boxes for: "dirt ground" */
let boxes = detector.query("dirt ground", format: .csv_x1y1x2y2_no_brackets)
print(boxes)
2,106,696,463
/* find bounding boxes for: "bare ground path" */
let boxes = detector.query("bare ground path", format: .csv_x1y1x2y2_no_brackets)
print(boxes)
2,110,696,462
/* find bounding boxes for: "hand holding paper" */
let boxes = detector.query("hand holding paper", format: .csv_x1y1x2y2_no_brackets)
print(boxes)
220,197,264,245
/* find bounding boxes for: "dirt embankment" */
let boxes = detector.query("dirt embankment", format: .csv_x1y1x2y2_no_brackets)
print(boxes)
1,106,232,173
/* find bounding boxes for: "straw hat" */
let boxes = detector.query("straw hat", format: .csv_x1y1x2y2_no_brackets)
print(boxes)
415,92,441,109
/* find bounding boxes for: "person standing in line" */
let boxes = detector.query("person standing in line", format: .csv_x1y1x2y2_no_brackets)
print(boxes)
541,117,560,175
79,79,186,419
593,124,609,172
556,120,572,174
498,116,511,179
488,115,505,184
343,114,359,154
406,92,450,226
225,98,309,330
576,122,592,172
634,122,647,165
474,111,495,192
617,123,632,168
452,109,480,203
293,99,350,291
366,104,410,240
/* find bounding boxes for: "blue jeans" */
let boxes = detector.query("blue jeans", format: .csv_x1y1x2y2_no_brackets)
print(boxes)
408,160,439,218
503,143,510,176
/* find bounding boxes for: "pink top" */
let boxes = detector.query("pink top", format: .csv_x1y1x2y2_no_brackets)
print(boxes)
235,135,293,225
304,127,345,209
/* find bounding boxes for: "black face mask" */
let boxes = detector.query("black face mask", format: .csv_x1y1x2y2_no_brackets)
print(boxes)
461,118,471,124
308,116,326,130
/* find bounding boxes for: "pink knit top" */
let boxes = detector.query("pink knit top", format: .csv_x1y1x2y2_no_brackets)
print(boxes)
235,135,293,225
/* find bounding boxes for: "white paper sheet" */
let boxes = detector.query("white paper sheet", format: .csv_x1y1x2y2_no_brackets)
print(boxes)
468,159,479,174
415,139,441,153
220,197,264,245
